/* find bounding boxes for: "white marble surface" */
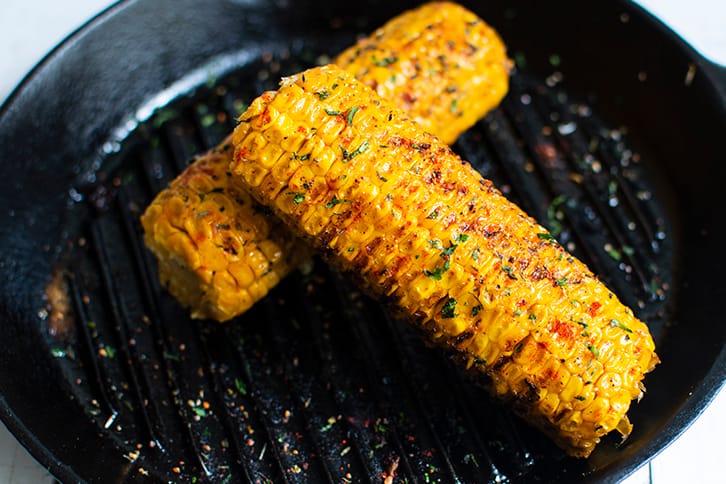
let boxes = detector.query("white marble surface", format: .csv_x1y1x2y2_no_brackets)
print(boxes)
0,1,724,482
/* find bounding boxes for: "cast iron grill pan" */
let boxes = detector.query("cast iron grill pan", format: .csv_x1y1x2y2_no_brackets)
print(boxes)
43,40,675,483
0,1,724,483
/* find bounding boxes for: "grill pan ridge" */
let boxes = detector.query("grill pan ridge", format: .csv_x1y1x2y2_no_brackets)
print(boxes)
0,1,725,483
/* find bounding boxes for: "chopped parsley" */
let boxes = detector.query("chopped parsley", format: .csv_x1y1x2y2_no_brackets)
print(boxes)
426,209,440,219
425,242,458,279
315,89,330,100
325,108,341,116
556,277,569,287
587,344,599,359
537,232,556,242
341,140,369,161
292,152,310,161
609,318,632,333
373,55,398,67
347,106,360,126
325,195,350,208
192,407,208,418
501,265,517,280
234,378,247,395
288,192,305,204
441,243,457,259
455,233,470,243
471,304,483,317
546,195,568,236
441,298,457,319
424,267,446,280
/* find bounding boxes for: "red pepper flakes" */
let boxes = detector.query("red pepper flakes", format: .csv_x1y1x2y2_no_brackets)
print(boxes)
588,301,602,317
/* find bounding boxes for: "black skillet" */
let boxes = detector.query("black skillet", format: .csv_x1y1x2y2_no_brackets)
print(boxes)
1,0,724,482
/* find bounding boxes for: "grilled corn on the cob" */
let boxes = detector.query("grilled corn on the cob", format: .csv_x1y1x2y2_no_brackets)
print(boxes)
335,1,511,145
141,141,308,321
230,64,658,458
142,1,511,321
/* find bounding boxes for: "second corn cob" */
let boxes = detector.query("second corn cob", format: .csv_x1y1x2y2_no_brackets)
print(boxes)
230,64,658,458
141,1,511,321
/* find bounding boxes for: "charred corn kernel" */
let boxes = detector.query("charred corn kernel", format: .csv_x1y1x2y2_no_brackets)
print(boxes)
142,2,510,322
140,141,309,322
230,64,658,458
335,1,511,144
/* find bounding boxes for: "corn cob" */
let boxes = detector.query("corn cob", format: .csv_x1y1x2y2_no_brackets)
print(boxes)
141,140,307,321
141,1,511,321
230,64,658,458
335,1,511,145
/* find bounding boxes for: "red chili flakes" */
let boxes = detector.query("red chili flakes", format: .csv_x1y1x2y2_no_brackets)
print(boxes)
550,319,575,341
588,301,602,318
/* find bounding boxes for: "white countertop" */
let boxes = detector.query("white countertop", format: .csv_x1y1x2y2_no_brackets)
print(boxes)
1,1,724,482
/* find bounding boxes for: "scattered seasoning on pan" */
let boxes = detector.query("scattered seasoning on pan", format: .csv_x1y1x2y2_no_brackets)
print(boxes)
546,195,568,235
51,348,67,358
232,99,248,115
152,107,178,128
234,378,247,395
463,453,480,467
99,346,116,358
163,352,180,361
684,63,696,86
201,113,216,127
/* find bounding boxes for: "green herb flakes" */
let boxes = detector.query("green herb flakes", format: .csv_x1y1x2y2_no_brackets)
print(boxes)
609,318,632,333
315,89,330,100
587,344,599,359
51,348,66,358
537,232,556,242
424,267,445,280
373,55,398,67
325,195,350,208
325,108,341,116
501,265,517,280
235,378,247,395
341,140,369,161
288,192,305,204
347,106,360,126
441,298,457,319
201,113,216,127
